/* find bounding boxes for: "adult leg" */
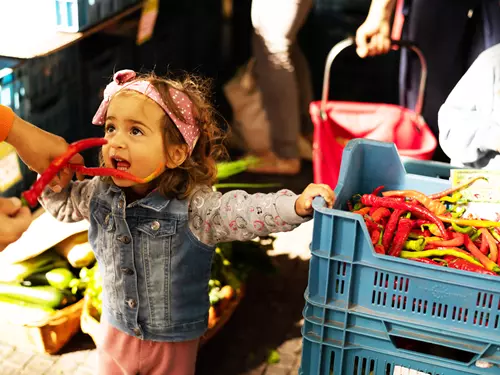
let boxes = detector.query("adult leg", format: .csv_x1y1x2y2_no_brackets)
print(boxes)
250,0,313,174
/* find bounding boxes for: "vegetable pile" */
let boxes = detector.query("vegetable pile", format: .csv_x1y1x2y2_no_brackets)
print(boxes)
347,177,500,276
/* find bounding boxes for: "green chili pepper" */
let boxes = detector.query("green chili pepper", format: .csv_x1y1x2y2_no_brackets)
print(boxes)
440,192,462,203
451,221,474,235
470,230,481,242
451,206,467,218
353,202,363,211
421,224,441,237
400,249,482,266
404,238,426,251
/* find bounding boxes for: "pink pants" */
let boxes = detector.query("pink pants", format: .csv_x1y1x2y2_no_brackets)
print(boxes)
97,320,200,375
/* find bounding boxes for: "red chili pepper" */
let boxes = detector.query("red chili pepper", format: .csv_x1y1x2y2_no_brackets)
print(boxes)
413,219,431,227
464,235,500,273
388,218,413,257
21,138,108,207
382,209,404,249
68,164,163,185
411,258,441,266
374,244,385,254
371,207,391,223
371,185,385,196
479,233,489,255
371,229,380,245
382,189,447,215
447,258,498,276
479,228,498,263
426,232,464,247
353,207,371,215
361,194,449,239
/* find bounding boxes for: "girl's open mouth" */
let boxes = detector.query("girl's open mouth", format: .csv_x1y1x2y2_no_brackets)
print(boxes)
111,156,131,171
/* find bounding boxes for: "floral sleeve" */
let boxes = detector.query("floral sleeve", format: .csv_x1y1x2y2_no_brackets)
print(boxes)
188,187,310,246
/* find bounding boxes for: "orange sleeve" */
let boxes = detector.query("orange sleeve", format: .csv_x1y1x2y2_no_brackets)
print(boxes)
0,105,15,143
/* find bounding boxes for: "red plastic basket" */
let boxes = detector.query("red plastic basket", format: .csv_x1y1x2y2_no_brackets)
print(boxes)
311,38,437,188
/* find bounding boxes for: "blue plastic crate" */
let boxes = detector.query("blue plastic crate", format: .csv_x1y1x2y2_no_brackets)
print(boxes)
55,0,141,32
300,300,499,374
15,45,81,101
27,85,83,143
301,139,500,373
401,157,458,180
300,335,496,375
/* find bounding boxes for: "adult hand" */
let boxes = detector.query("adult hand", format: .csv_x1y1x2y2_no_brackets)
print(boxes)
0,197,32,251
355,0,395,58
6,116,84,192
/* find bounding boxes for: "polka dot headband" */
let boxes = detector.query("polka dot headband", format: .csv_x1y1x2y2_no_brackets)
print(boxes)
92,69,200,153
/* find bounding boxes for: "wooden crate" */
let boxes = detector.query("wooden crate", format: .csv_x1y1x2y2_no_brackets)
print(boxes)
80,294,101,345
200,287,244,346
0,298,84,354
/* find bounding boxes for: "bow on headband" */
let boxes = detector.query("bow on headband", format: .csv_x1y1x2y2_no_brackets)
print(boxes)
92,69,200,153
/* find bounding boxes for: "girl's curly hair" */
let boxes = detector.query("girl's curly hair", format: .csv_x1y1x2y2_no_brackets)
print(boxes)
102,72,228,199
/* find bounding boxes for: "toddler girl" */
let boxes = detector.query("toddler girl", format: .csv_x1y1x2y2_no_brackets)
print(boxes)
39,69,334,375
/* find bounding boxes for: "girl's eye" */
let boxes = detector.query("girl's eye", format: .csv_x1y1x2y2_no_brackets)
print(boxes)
131,127,144,136
105,124,115,133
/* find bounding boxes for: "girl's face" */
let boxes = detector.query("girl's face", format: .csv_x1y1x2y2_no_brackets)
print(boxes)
102,91,168,194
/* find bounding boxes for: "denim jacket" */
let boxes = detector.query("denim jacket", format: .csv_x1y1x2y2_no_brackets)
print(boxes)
40,178,307,341
439,43,500,169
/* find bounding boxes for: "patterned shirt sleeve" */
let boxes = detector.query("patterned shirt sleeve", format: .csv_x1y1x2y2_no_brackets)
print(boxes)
188,187,310,246
38,177,100,223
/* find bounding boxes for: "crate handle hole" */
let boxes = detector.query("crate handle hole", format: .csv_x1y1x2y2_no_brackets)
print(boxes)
390,335,476,364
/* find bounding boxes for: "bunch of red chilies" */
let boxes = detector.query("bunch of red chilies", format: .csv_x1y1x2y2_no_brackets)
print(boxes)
347,177,500,276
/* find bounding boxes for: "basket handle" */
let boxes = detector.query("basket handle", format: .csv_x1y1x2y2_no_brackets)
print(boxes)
320,37,428,121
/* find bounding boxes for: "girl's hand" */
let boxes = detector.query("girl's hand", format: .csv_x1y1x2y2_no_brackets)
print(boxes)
295,183,335,217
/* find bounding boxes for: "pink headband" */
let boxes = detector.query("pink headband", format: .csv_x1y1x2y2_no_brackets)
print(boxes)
92,69,200,153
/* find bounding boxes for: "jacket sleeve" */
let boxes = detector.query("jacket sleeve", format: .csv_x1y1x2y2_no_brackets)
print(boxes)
438,47,500,166
38,177,100,223
188,187,310,246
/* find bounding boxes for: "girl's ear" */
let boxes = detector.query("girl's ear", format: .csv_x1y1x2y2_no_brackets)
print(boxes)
165,144,189,168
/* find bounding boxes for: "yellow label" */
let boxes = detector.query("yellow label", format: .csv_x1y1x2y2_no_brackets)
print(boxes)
0,142,22,193
451,169,500,203
136,0,159,45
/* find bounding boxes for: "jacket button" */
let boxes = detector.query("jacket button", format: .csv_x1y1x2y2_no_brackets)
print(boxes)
121,268,134,275
127,299,137,308
151,221,161,231
133,327,141,336
119,235,131,244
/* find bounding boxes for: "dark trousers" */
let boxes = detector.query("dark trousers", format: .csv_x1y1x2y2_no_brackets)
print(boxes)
400,0,500,162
